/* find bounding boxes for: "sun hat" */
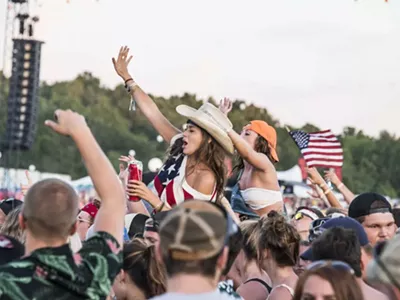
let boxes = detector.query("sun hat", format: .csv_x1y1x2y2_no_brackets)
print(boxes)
176,102,234,154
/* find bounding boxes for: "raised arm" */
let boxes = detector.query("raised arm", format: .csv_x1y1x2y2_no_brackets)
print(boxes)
324,169,355,204
112,46,180,144
45,110,126,246
307,167,342,208
219,98,272,171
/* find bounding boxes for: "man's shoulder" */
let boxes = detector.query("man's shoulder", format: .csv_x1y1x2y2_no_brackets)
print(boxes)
79,231,122,257
0,257,35,275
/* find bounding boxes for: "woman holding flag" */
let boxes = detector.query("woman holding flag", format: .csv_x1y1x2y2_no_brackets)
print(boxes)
219,98,283,218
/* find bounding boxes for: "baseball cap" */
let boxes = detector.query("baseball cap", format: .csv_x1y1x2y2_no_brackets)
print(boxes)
124,213,149,239
244,120,279,162
301,217,369,261
0,234,24,266
0,198,23,216
367,235,400,289
349,192,392,219
144,211,169,233
159,200,234,261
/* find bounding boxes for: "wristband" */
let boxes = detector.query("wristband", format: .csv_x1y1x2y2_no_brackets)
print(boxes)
124,78,133,84
337,183,344,189
324,189,332,195
125,81,138,93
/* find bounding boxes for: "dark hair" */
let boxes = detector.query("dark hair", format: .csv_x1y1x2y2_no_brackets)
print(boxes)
163,250,224,279
391,208,400,227
311,227,362,277
354,200,391,224
123,238,166,298
233,135,276,173
293,265,364,300
248,211,300,268
23,179,79,240
167,124,226,202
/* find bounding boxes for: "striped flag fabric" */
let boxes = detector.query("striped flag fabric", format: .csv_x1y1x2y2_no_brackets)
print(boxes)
289,129,343,168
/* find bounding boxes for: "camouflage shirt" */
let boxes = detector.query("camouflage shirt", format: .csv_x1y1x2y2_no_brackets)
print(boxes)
0,232,122,300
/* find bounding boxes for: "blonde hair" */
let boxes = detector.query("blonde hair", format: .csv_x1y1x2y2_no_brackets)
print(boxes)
247,211,300,268
240,220,258,261
0,206,24,243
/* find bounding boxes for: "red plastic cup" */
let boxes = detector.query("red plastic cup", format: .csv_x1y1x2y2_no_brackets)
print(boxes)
128,159,143,202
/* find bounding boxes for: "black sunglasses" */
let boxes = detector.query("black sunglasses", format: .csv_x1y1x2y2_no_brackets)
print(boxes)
306,260,355,275
374,242,400,291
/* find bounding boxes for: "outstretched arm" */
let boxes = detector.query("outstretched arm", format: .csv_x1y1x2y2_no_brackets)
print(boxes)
45,110,126,245
219,98,273,171
112,46,180,144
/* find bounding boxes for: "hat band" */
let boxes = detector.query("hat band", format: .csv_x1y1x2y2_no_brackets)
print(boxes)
367,208,391,215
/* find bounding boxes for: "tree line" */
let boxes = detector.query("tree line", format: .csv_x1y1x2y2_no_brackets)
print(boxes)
0,72,399,197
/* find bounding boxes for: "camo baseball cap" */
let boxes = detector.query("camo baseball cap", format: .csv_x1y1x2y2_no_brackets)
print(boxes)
159,200,228,261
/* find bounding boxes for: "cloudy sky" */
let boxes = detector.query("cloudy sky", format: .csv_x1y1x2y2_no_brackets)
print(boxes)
1,0,399,136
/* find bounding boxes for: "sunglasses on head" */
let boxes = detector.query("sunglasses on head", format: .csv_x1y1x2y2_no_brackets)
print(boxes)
307,260,355,275
308,218,330,243
373,242,400,290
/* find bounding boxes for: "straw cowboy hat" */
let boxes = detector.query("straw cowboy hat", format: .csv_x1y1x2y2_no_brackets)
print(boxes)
176,102,234,154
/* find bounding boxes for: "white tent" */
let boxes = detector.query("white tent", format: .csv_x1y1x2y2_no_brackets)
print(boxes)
277,165,303,182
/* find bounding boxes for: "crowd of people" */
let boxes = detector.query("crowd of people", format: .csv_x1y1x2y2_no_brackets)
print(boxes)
0,46,399,300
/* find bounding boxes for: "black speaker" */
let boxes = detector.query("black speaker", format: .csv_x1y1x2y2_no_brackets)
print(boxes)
2,39,43,151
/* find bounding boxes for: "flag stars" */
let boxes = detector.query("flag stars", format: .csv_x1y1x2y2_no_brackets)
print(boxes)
167,164,176,175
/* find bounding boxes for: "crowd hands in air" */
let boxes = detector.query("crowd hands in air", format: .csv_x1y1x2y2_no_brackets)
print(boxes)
0,46,398,300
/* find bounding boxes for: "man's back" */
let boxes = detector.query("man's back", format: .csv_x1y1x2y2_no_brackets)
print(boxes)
0,232,122,300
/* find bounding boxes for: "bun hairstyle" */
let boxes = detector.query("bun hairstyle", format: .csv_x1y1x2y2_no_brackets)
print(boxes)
123,238,166,298
248,211,300,268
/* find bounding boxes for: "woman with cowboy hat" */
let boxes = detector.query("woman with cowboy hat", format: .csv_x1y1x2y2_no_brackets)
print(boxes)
219,98,282,218
112,47,234,212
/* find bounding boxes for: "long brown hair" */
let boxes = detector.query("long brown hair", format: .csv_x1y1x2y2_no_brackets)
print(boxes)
123,238,166,298
293,265,364,300
233,135,276,173
167,122,226,202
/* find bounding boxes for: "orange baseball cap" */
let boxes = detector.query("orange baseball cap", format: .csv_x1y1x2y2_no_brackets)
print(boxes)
245,120,279,162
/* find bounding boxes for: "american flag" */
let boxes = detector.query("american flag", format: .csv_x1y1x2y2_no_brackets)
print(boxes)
289,129,343,168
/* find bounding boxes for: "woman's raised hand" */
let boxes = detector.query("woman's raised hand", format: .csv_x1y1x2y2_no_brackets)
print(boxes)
112,46,133,81
219,97,233,116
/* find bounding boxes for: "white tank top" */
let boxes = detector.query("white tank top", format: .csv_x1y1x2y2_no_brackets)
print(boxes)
241,188,283,210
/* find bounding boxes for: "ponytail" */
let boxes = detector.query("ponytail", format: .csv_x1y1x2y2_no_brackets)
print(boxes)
123,238,166,298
